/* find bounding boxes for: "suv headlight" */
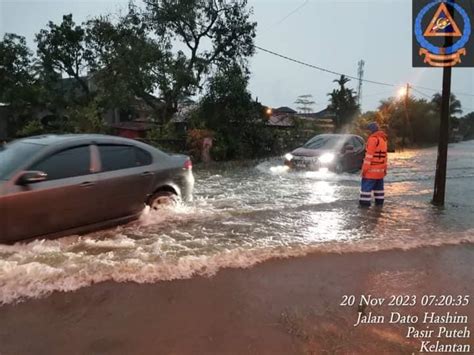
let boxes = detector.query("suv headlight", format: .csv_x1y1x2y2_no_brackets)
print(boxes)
284,153,294,161
318,153,335,164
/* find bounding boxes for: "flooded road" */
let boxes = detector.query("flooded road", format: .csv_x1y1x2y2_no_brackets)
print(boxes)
1,141,473,304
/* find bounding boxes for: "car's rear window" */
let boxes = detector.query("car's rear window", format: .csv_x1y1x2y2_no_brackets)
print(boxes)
98,145,152,172
0,142,43,180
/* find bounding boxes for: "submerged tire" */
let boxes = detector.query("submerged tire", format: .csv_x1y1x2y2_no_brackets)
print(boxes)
147,191,179,211
334,162,344,174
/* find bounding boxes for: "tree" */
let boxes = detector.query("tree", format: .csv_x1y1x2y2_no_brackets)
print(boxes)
35,14,92,96
327,75,359,131
459,111,474,140
144,0,257,120
0,34,46,136
196,63,273,159
86,6,169,118
431,92,463,132
294,94,315,113
431,93,463,116
0,34,36,106
374,96,439,145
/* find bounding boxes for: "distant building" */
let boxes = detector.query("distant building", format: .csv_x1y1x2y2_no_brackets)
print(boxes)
110,119,158,140
107,96,162,138
110,101,197,139
266,105,335,131
297,107,335,131
266,106,297,128
274,106,298,115
170,103,198,134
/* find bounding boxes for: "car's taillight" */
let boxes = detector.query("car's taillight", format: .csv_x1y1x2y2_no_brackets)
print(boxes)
184,159,192,170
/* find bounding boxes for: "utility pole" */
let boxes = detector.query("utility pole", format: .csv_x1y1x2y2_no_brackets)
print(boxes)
432,1,454,206
357,60,365,107
432,66,452,206
402,83,411,149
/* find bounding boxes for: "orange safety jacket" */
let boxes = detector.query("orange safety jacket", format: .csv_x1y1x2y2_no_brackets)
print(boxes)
362,131,388,179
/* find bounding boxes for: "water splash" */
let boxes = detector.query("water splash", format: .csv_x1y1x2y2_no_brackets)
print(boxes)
1,142,474,304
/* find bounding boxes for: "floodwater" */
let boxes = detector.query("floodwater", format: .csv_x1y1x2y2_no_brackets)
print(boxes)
1,141,473,304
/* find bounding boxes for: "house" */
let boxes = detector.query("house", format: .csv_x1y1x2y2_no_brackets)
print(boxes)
109,100,197,140
109,119,158,140
274,106,298,115
265,106,335,132
106,96,161,138
170,103,198,134
266,106,298,128
296,107,335,132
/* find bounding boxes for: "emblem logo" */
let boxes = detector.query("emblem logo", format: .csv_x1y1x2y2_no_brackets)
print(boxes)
413,0,473,67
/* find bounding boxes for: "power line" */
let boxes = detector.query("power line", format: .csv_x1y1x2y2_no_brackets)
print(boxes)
259,0,310,33
272,0,310,27
411,84,474,97
255,45,474,97
255,45,395,87
411,87,474,113
411,87,433,99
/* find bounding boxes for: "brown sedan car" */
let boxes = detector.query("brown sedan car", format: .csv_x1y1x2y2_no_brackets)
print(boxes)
0,134,194,243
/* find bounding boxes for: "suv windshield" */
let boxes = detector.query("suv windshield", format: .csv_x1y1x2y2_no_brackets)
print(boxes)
303,136,347,150
0,141,43,180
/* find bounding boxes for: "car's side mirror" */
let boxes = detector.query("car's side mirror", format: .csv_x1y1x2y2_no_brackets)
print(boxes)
16,171,48,185
343,145,355,153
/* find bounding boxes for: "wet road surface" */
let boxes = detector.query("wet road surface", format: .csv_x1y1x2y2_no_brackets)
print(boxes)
0,141,473,303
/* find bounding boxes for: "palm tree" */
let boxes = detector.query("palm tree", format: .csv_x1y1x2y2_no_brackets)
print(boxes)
431,93,463,116
431,93,463,134
333,75,350,89
328,75,359,131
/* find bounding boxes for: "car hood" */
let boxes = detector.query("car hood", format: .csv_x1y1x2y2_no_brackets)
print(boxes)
291,148,337,157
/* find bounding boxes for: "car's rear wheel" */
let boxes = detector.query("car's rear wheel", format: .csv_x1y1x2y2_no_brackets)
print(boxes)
147,191,179,211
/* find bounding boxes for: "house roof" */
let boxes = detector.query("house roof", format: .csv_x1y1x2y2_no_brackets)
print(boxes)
110,121,157,131
297,107,334,120
267,114,294,127
274,106,297,114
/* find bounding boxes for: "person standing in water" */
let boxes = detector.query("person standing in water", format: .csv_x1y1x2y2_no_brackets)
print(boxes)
359,122,388,207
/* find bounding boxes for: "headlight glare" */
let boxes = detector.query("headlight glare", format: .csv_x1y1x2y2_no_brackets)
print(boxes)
318,153,335,164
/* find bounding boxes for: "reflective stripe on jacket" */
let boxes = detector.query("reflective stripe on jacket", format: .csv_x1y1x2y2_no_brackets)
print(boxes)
362,131,388,179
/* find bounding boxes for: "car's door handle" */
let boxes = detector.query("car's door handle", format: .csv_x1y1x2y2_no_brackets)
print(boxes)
141,171,153,177
80,181,95,188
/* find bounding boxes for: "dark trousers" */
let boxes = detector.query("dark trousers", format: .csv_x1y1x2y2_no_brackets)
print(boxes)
359,178,384,206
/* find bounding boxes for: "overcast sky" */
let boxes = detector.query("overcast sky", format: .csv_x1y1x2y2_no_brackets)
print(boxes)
1,0,473,113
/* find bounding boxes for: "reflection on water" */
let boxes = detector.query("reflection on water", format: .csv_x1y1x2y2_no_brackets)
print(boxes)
0,142,474,303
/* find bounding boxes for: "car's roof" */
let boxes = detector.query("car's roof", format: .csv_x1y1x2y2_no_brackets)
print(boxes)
19,134,139,146
309,133,362,140
314,134,359,138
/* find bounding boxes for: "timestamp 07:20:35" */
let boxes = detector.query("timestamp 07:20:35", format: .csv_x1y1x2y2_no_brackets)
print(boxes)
340,295,471,307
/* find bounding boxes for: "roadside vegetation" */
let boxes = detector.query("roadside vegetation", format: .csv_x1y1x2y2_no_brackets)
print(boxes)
351,93,470,148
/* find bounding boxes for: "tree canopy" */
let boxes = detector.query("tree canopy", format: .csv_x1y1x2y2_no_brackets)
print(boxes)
327,75,359,131
144,0,257,119
35,14,92,95
196,63,273,159
431,93,463,117
0,34,36,106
